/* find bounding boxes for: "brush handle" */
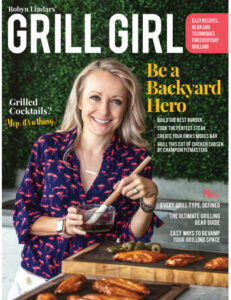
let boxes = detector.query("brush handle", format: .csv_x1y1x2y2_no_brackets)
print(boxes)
86,156,152,225
104,155,152,207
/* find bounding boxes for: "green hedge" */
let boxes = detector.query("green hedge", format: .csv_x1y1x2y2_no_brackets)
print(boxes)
2,0,228,187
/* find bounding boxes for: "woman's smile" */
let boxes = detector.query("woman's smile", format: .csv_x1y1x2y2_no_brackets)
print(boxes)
91,116,111,125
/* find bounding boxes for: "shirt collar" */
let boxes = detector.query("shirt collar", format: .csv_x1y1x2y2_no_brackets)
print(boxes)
103,134,124,161
60,129,122,159
59,128,77,153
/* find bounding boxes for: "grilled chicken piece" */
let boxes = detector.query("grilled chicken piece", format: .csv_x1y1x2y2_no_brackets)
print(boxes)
204,257,228,270
113,250,168,263
92,280,142,298
55,274,86,294
67,296,85,300
83,294,140,300
103,278,150,295
165,254,204,267
36,293,57,300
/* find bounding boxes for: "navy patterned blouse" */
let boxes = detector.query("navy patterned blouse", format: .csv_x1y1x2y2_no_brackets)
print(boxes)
13,129,164,279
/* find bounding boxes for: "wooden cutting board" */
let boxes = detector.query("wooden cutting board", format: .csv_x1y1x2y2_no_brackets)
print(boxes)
62,242,228,287
14,274,188,300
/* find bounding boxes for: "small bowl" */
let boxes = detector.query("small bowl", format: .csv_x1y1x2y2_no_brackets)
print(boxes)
77,204,115,232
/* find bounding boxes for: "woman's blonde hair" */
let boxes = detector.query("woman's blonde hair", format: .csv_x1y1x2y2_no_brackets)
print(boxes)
59,58,149,149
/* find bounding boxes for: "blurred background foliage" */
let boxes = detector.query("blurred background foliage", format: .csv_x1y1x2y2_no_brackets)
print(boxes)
2,0,228,187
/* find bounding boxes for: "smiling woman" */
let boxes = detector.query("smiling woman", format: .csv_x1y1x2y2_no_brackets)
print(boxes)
10,58,163,299
78,71,127,139
60,59,148,149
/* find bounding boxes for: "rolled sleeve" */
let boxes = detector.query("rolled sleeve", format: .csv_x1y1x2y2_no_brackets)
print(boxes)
13,140,44,243
13,198,44,243
119,211,164,243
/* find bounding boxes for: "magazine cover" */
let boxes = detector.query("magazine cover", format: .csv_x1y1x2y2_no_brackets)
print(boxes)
2,0,228,299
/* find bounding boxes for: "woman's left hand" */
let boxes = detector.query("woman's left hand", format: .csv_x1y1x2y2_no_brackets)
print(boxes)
114,174,158,205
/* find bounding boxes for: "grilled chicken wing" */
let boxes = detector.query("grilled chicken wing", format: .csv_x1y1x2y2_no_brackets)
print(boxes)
102,278,150,295
114,250,168,263
83,294,140,300
165,254,204,267
36,293,57,300
204,257,228,270
92,280,142,298
55,274,86,294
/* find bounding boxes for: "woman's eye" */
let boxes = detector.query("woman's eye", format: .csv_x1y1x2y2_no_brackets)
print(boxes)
111,99,123,105
90,95,100,101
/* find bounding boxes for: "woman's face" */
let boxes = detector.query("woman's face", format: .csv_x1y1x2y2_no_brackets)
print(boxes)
79,70,128,138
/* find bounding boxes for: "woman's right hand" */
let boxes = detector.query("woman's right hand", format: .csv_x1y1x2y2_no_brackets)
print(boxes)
65,206,87,236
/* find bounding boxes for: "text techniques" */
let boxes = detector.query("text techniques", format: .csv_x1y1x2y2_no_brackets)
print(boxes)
8,13,183,54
